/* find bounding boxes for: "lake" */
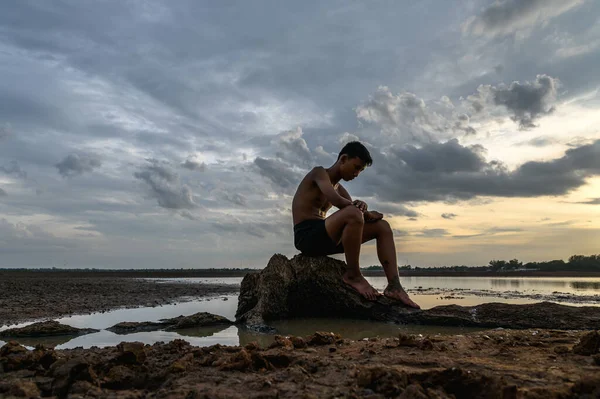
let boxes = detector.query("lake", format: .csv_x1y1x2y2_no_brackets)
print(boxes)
2,276,598,349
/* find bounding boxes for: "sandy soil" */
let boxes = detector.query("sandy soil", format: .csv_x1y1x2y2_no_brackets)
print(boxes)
0,274,239,327
1,329,599,398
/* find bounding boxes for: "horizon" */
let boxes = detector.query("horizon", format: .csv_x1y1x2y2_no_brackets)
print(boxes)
1,1,599,269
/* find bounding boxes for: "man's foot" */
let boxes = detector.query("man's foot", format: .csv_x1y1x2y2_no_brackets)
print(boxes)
384,286,420,309
343,273,380,301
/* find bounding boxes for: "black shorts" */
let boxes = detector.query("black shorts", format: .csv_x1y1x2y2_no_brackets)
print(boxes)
294,219,344,256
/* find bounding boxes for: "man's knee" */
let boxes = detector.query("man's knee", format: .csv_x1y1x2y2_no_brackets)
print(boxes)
343,206,364,224
376,219,392,235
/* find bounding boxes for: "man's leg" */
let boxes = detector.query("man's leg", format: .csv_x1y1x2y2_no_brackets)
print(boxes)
362,220,420,309
325,207,380,300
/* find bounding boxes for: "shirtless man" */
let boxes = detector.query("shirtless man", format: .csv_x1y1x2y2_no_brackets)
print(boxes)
292,141,420,308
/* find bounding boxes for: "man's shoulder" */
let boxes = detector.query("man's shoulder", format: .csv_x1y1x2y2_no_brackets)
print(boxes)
305,166,325,179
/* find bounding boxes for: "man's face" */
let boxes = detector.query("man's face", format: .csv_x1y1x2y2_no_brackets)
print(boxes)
341,156,367,181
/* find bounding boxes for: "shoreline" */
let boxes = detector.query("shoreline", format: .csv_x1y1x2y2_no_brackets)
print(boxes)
2,269,600,278
0,275,239,327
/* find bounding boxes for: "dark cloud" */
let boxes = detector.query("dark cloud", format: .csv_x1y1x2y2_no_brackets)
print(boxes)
0,124,11,140
364,139,600,202
369,201,418,218
0,188,6,196
134,160,196,210
55,154,102,178
417,228,450,237
181,159,206,171
253,157,302,191
452,226,524,239
515,136,557,147
441,213,457,219
571,198,600,205
464,0,584,37
392,229,410,237
468,75,559,129
1,161,27,179
221,192,248,207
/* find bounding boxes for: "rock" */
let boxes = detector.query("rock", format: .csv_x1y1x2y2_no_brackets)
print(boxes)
106,321,165,334
115,342,147,365
162,312,234,331
0,342,34,372
572,331,600,355
0,321,98,338
554,345,570,354
106,312,233,334
0,379,41,398
49,357,97,397
236,254,600,330
307,332,342,346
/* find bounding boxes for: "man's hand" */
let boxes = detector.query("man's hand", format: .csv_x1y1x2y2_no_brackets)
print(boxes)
364,210,383,223
353,199,368,212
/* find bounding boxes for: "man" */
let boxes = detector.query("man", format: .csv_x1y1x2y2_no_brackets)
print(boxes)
292,141,420,308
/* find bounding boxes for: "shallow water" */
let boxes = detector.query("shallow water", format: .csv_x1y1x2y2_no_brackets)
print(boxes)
2,276,598,349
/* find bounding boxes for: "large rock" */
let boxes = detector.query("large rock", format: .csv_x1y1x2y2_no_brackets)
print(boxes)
236,254,600,330
0,321,98,338
107,312,233,334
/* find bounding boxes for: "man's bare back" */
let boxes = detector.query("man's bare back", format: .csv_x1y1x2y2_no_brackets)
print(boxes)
292,167,337,225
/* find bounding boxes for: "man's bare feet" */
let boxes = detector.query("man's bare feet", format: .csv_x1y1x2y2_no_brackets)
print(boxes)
343,272,380,301
384,283,420,309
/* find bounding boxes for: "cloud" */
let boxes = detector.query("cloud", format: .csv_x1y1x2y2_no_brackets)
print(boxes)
468,75,559,129
364,139,600,202
0,188,6,196
515,136,557,147
1,161,27,179
417,228,450,237
253,157,302,191
571,198,600,205
134,160,197,210
355,86,479,144
392,229,410,237
181,158,206,171
441,213,458,219
464,0,584,37
356,87,441,143
0,123,11,140
220,192,248,207
55,154,102,177
272,127,314,167
369,201,418,217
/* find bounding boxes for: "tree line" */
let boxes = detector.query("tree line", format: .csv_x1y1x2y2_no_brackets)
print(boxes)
362,254,600,272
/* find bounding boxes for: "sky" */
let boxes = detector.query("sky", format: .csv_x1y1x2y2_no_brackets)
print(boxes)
0,0,599,269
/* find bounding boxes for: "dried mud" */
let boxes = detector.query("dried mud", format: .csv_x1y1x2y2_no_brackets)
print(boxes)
1,329,600,398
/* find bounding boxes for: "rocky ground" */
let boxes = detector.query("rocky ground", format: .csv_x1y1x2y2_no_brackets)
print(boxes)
1,329,599,398
0,274,239,327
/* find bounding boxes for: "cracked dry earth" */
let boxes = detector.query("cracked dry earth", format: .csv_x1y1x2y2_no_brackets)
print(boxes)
2,329,600,398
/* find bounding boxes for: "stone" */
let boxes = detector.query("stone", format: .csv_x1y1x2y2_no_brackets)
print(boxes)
115,342,147,365
106,312,233,334
49,357,97,397
572,331,600,356
0,321,98,338
236,254,600,330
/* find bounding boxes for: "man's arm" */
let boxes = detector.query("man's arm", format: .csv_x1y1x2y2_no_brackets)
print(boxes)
337,184,352,202
313,168,353,209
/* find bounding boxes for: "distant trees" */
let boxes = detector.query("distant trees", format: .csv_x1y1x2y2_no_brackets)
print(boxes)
359,254,600,273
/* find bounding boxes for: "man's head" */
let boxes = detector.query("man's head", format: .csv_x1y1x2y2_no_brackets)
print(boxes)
337,141,372,181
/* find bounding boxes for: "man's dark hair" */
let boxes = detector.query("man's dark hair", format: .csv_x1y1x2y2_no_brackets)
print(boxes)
338,141,373,166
